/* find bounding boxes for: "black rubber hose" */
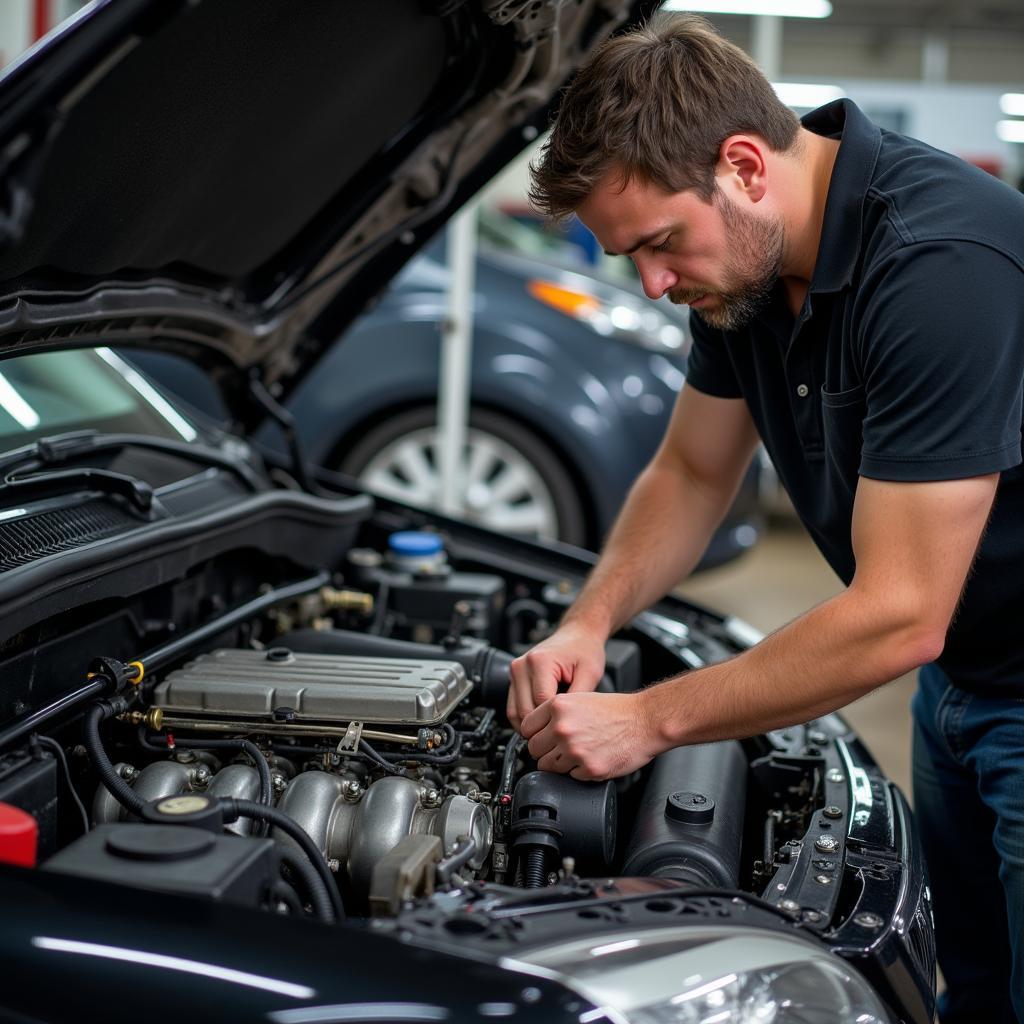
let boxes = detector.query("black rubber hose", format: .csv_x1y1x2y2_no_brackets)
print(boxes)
357,739,408,777
270,742,334,759
84,700,145,817
174,737,272,808
270,879,305,917
87,706,341,922
137,725,169,753
463,708,496,743
137,729,272,803
499,733,526,799
278,849,335,923
221,798,344,922
269,739,439,773
137,729,274,835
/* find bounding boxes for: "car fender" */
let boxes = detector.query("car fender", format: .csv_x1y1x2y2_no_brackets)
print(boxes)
290,302,679,535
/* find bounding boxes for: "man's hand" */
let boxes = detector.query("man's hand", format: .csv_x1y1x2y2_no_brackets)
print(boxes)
520,690,662,780
506,622,606,733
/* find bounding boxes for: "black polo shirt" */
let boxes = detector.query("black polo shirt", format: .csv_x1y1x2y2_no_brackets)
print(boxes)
686,99,1024,694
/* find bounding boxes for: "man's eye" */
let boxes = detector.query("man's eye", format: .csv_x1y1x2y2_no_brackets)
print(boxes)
653,235,672,252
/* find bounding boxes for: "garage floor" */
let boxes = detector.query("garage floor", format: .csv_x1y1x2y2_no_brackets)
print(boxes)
676,515,917,802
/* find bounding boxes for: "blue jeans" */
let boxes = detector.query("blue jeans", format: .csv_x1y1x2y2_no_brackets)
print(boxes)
912,663,1024,1023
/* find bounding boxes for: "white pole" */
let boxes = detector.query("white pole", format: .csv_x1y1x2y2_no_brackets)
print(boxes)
438,201,478,517
752,14,782,81
922,31,949,84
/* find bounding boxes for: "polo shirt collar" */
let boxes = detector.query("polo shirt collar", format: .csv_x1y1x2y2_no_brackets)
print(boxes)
802,99,882,294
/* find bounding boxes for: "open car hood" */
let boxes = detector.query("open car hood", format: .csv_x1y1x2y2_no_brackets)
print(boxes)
0,0,651,423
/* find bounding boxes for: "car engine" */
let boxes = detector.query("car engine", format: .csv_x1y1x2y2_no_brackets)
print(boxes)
18,528,762,917
93,648,496,909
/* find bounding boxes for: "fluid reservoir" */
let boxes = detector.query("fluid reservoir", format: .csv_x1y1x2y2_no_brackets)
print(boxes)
621,741,746,888
387,531,447,574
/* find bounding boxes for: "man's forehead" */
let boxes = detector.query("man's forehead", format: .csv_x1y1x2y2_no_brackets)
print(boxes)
578,171,699,256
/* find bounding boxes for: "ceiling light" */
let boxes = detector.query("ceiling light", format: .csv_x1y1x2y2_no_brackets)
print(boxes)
999,93,1024,117
772,82,844,107
662,1,832,17
0,370,40,429
996,120,1024,143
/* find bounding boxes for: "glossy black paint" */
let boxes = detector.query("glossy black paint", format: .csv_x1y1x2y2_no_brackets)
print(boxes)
0,865,588,1024
752,718,936,1024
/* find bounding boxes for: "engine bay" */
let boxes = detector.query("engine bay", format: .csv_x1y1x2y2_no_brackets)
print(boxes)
0,523,896,907
0,498,935,1017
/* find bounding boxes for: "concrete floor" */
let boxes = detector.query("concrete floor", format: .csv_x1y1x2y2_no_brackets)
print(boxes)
676,516,918,802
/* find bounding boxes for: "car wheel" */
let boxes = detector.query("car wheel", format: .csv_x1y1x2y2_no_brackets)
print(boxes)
339,406,587,545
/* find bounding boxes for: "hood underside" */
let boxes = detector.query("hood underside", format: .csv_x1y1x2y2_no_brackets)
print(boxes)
0,0,651,420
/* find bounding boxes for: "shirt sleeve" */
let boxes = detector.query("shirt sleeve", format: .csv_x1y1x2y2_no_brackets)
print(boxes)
683,309,744,398
855,240,1024,481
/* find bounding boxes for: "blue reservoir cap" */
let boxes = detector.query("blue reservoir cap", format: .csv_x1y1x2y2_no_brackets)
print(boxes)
388,531,444,557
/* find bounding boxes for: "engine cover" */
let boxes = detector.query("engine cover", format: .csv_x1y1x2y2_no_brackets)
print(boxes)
152,648,471,727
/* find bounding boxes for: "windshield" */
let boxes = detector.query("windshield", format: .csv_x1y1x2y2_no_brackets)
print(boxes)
0,347,198,450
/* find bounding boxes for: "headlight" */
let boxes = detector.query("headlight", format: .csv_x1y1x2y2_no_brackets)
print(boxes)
504,925,892,1024
527,278,689,355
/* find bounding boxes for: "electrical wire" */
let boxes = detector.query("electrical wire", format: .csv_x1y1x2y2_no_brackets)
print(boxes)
397,724,461,765
32,734,90,835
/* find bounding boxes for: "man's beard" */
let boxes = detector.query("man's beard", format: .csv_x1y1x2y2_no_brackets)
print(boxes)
669,189,784,332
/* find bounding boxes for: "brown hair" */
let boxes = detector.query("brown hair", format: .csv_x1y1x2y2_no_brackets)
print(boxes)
529,13,800,220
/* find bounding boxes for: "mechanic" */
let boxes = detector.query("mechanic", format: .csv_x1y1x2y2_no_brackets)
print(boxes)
506,14,1024,1023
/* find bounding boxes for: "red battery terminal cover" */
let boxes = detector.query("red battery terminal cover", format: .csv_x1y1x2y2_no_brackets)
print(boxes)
0,801,38,867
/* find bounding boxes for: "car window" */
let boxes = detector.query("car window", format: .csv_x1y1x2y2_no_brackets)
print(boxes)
0,347,197,447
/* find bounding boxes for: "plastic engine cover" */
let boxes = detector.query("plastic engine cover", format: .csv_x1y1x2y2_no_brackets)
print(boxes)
152,648,471,726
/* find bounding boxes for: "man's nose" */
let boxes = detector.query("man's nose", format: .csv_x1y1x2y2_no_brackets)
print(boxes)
634,256,676,300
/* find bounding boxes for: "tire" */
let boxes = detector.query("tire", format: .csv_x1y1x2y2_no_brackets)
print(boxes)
338,405,587,546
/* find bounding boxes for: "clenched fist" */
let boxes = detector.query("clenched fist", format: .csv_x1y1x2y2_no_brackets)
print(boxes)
521,690,663,781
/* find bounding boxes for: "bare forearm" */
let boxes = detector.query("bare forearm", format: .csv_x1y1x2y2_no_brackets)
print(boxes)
523,474,993,781
643,587,943,748
564,458,738,638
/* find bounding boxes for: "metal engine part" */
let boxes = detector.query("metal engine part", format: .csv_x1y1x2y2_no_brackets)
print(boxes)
151,649,472,734
97,649,491,908
96,761,493,904
93,760,263,836
276,772,493,897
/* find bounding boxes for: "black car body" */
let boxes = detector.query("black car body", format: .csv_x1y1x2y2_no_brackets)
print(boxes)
0,3,933,1023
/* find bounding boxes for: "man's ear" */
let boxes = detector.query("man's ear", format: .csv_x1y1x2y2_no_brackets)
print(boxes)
716,136,767,202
